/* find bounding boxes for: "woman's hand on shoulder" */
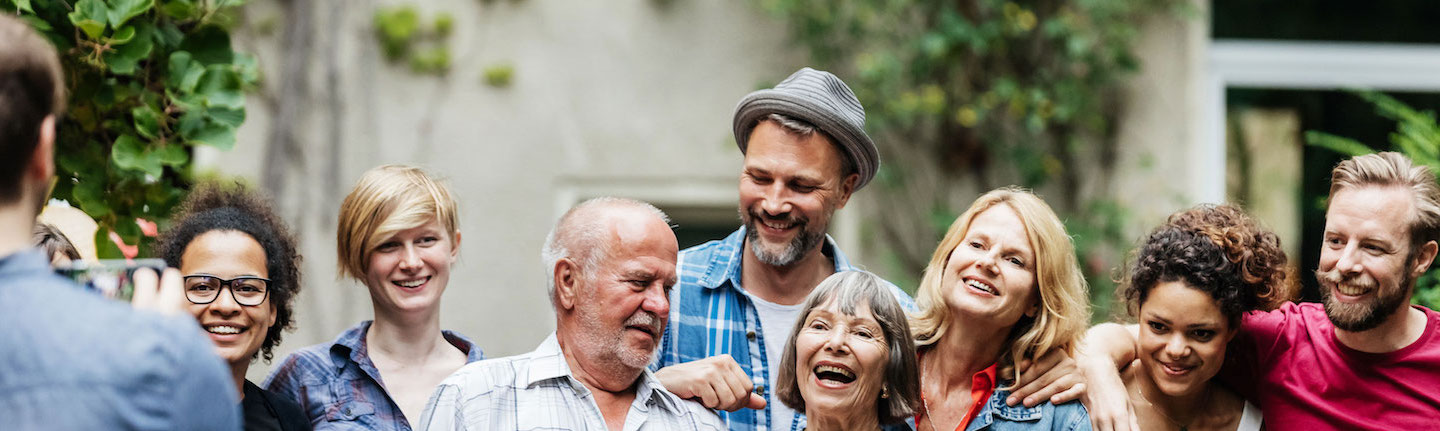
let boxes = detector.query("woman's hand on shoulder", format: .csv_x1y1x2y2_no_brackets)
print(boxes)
1007,348,1085,407
1078,323,1140,431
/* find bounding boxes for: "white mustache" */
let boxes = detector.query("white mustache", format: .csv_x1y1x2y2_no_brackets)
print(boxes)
624,312,661,336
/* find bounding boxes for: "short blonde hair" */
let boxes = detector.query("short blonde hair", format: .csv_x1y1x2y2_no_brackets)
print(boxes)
1329,152,1440,248
909,187,1090,384
336,165,459,280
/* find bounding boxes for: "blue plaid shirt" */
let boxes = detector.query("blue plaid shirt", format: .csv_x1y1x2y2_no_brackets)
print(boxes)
655,227,915,431
262,320,485,430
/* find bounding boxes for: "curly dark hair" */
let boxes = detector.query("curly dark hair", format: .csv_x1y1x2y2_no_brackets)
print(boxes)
154,182,301,362
1121,204,1293,325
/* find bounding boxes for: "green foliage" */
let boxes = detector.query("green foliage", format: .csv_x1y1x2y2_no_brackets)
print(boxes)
482,64,514,88
758,0,1186,309
8,0,257,257
1304,90,1440,310
373,5,451,75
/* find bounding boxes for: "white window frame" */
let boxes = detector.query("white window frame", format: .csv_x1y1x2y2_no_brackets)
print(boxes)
1198,39,1440,202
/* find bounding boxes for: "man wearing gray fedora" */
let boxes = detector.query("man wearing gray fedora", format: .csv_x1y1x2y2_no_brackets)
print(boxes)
650,67,915,431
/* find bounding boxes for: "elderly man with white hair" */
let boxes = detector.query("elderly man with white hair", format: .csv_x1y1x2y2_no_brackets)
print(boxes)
419,197,725,431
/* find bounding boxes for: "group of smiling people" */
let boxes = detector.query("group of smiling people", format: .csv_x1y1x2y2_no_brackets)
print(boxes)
163,160,1401,431
140,69,1440,431
8,11,1437,430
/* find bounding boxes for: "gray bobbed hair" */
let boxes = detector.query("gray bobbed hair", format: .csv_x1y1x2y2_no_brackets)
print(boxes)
775,270,919,424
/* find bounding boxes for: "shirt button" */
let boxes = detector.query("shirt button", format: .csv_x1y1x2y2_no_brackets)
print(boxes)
746,331,756,340
755,384,765,396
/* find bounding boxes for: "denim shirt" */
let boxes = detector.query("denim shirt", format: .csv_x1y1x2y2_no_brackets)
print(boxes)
263,320,484,431
0,250,241,430
902,385,1091,431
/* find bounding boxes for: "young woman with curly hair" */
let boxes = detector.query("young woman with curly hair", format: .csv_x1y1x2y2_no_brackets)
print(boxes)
1082,204,1294,431
155,182,308,430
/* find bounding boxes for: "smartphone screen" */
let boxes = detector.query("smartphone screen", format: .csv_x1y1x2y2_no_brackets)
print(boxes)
53,259,167,302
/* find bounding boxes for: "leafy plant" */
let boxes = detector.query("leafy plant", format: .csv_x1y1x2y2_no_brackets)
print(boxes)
373,5,452,75
6,0,258,258
1305,90,1440,310
756,0,1186,311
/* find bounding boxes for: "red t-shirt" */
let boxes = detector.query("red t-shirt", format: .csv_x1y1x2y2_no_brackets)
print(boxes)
1220,302,1440,430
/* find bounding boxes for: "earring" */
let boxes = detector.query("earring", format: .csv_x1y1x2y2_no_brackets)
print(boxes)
881,386,889,399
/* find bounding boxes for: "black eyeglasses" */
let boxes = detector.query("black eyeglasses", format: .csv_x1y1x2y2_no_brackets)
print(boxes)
183,275,271,306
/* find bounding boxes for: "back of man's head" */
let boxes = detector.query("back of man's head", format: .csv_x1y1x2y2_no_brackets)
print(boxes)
0,14,65,205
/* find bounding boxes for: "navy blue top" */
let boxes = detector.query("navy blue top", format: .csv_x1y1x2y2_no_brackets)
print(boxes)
0,250,241,430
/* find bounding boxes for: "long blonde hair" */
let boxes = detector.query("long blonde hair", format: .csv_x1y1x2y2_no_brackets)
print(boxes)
910,187,1090,383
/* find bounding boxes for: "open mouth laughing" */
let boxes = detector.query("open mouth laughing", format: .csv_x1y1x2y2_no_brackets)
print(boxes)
812,362,858,388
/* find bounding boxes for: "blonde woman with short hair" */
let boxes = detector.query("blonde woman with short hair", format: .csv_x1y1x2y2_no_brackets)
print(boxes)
910,187,1091,431
265,165,483,430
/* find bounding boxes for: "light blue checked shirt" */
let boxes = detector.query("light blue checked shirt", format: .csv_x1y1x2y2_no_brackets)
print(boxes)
420,333,727,431
654,227,915,431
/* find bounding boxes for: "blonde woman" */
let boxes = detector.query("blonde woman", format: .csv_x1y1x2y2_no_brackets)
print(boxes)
265,165,483,430
910,187,1091,431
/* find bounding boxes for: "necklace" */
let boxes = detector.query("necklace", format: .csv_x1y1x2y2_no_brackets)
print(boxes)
920,395,956,431
918,353,959,431
1136,382,1209,431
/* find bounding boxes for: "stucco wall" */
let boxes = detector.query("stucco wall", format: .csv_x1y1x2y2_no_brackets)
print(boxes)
213,0,804,382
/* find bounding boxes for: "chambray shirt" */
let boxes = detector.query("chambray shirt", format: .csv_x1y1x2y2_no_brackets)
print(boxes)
263,320,485,430
654,227,916,431
900,385,1091,431
0,250,240,430
420,333,727,431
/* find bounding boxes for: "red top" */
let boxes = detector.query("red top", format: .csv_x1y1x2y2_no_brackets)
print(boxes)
1220,302,1440,430
917,360,998,431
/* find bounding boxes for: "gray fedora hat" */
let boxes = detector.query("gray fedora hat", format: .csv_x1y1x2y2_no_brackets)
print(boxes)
732,67,880,190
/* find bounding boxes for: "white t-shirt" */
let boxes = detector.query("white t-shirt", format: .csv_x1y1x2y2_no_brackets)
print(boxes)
751,294,806,431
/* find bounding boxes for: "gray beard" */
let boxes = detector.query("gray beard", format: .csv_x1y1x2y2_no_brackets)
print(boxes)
745,220,826,267
575,301,660,370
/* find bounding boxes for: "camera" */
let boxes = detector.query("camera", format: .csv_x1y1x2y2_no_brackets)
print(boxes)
53,259,167,302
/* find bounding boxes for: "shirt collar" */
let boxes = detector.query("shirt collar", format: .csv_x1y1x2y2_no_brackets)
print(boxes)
328,320,485,370
523,333,572,387
525,332,690,415
698,226,852,290
329,321,374,374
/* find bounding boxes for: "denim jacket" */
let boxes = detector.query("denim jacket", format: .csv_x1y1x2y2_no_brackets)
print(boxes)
902,385,1091,431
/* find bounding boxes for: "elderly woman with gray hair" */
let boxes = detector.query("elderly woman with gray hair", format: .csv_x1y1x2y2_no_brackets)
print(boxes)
775,270,921,431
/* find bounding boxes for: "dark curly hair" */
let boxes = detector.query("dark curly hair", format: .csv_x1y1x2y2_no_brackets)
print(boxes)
1121,204,1293,325
155,182,301,362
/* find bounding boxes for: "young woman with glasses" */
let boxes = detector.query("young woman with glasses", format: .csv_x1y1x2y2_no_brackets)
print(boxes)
156,182,308,431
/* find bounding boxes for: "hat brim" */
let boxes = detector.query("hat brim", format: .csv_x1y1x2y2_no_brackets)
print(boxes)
732,90,879,190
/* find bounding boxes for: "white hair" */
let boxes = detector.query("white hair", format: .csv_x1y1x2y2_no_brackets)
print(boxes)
541,197,670,305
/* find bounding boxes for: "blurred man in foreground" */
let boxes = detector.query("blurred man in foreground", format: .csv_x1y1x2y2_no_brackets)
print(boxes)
0,13,240,430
